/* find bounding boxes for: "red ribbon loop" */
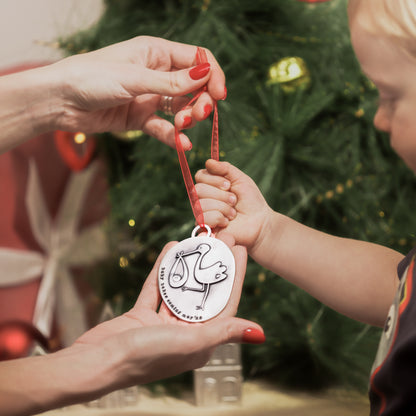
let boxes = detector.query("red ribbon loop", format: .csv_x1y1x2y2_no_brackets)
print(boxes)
174,47,220,228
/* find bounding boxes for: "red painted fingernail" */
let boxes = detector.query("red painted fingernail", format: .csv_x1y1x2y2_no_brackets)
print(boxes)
182,116,192,129
242,328,265,344
222,86,227,100
189,63,211,80
178,133,192,150
203,104,212,119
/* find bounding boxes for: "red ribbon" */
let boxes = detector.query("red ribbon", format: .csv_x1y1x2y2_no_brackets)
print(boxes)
175,47,219,227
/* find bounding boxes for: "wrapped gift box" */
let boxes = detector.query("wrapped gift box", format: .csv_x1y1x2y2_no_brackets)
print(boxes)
0,64,110,352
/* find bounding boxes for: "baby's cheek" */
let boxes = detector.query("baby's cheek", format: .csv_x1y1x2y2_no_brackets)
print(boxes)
390,127,416,172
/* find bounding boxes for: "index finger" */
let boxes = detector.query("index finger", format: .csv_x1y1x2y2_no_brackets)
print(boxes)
193,47,226,101
204,50,227,101
162,39,226,101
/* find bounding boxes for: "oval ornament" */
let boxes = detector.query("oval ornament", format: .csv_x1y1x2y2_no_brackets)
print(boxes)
158,236,235,322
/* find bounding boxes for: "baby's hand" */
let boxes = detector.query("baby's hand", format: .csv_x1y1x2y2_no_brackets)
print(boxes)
195,159,271,250
195,162,238,229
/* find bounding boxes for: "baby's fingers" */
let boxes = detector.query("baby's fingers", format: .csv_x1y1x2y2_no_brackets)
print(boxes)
195,168,232,192
195,182,236,206
200,199,236,221
200,209,229,229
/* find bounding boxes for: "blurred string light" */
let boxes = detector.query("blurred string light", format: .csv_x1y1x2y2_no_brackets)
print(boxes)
74,132,86,144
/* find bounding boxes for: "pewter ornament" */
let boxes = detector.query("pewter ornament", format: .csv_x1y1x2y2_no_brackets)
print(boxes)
158,236,235,322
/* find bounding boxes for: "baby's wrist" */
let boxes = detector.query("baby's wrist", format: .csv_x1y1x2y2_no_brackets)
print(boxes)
250,209,283,265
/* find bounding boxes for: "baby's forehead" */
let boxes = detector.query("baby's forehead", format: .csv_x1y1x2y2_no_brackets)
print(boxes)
349,0,416,63
350,20,416,99
349,1,416,40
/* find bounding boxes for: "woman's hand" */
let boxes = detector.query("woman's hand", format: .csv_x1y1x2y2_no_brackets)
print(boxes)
51,36,226,150
75,234,264,388
0,235,264,416
0,36,225,154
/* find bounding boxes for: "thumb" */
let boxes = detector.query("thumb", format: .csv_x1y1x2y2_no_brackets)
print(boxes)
198,317,266,347
128,64,211,97
205,159,245,183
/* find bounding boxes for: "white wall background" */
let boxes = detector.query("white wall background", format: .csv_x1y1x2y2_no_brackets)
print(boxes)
0,0,104,70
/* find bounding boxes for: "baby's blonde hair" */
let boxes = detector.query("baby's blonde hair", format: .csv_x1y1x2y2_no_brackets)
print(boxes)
348,0,416,58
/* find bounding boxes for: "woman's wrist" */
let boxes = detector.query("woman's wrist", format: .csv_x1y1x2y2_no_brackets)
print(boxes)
47,342,125,407
21,64,65,135
0,64,64,153
17,342,124,414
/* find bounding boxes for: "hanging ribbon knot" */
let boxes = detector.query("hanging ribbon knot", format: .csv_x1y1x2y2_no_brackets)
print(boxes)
175,47,220,228
0,160,109,346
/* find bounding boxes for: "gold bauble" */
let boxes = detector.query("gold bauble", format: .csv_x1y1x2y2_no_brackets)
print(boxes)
112,130,143,141
267,56,311,93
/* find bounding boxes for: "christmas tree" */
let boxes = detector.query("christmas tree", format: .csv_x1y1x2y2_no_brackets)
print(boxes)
61,0,416,391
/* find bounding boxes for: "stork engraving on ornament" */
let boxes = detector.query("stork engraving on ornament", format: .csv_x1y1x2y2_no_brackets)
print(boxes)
168,243,228,310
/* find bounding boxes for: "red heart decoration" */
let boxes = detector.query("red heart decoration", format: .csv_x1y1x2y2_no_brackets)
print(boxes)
54,131,96,171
